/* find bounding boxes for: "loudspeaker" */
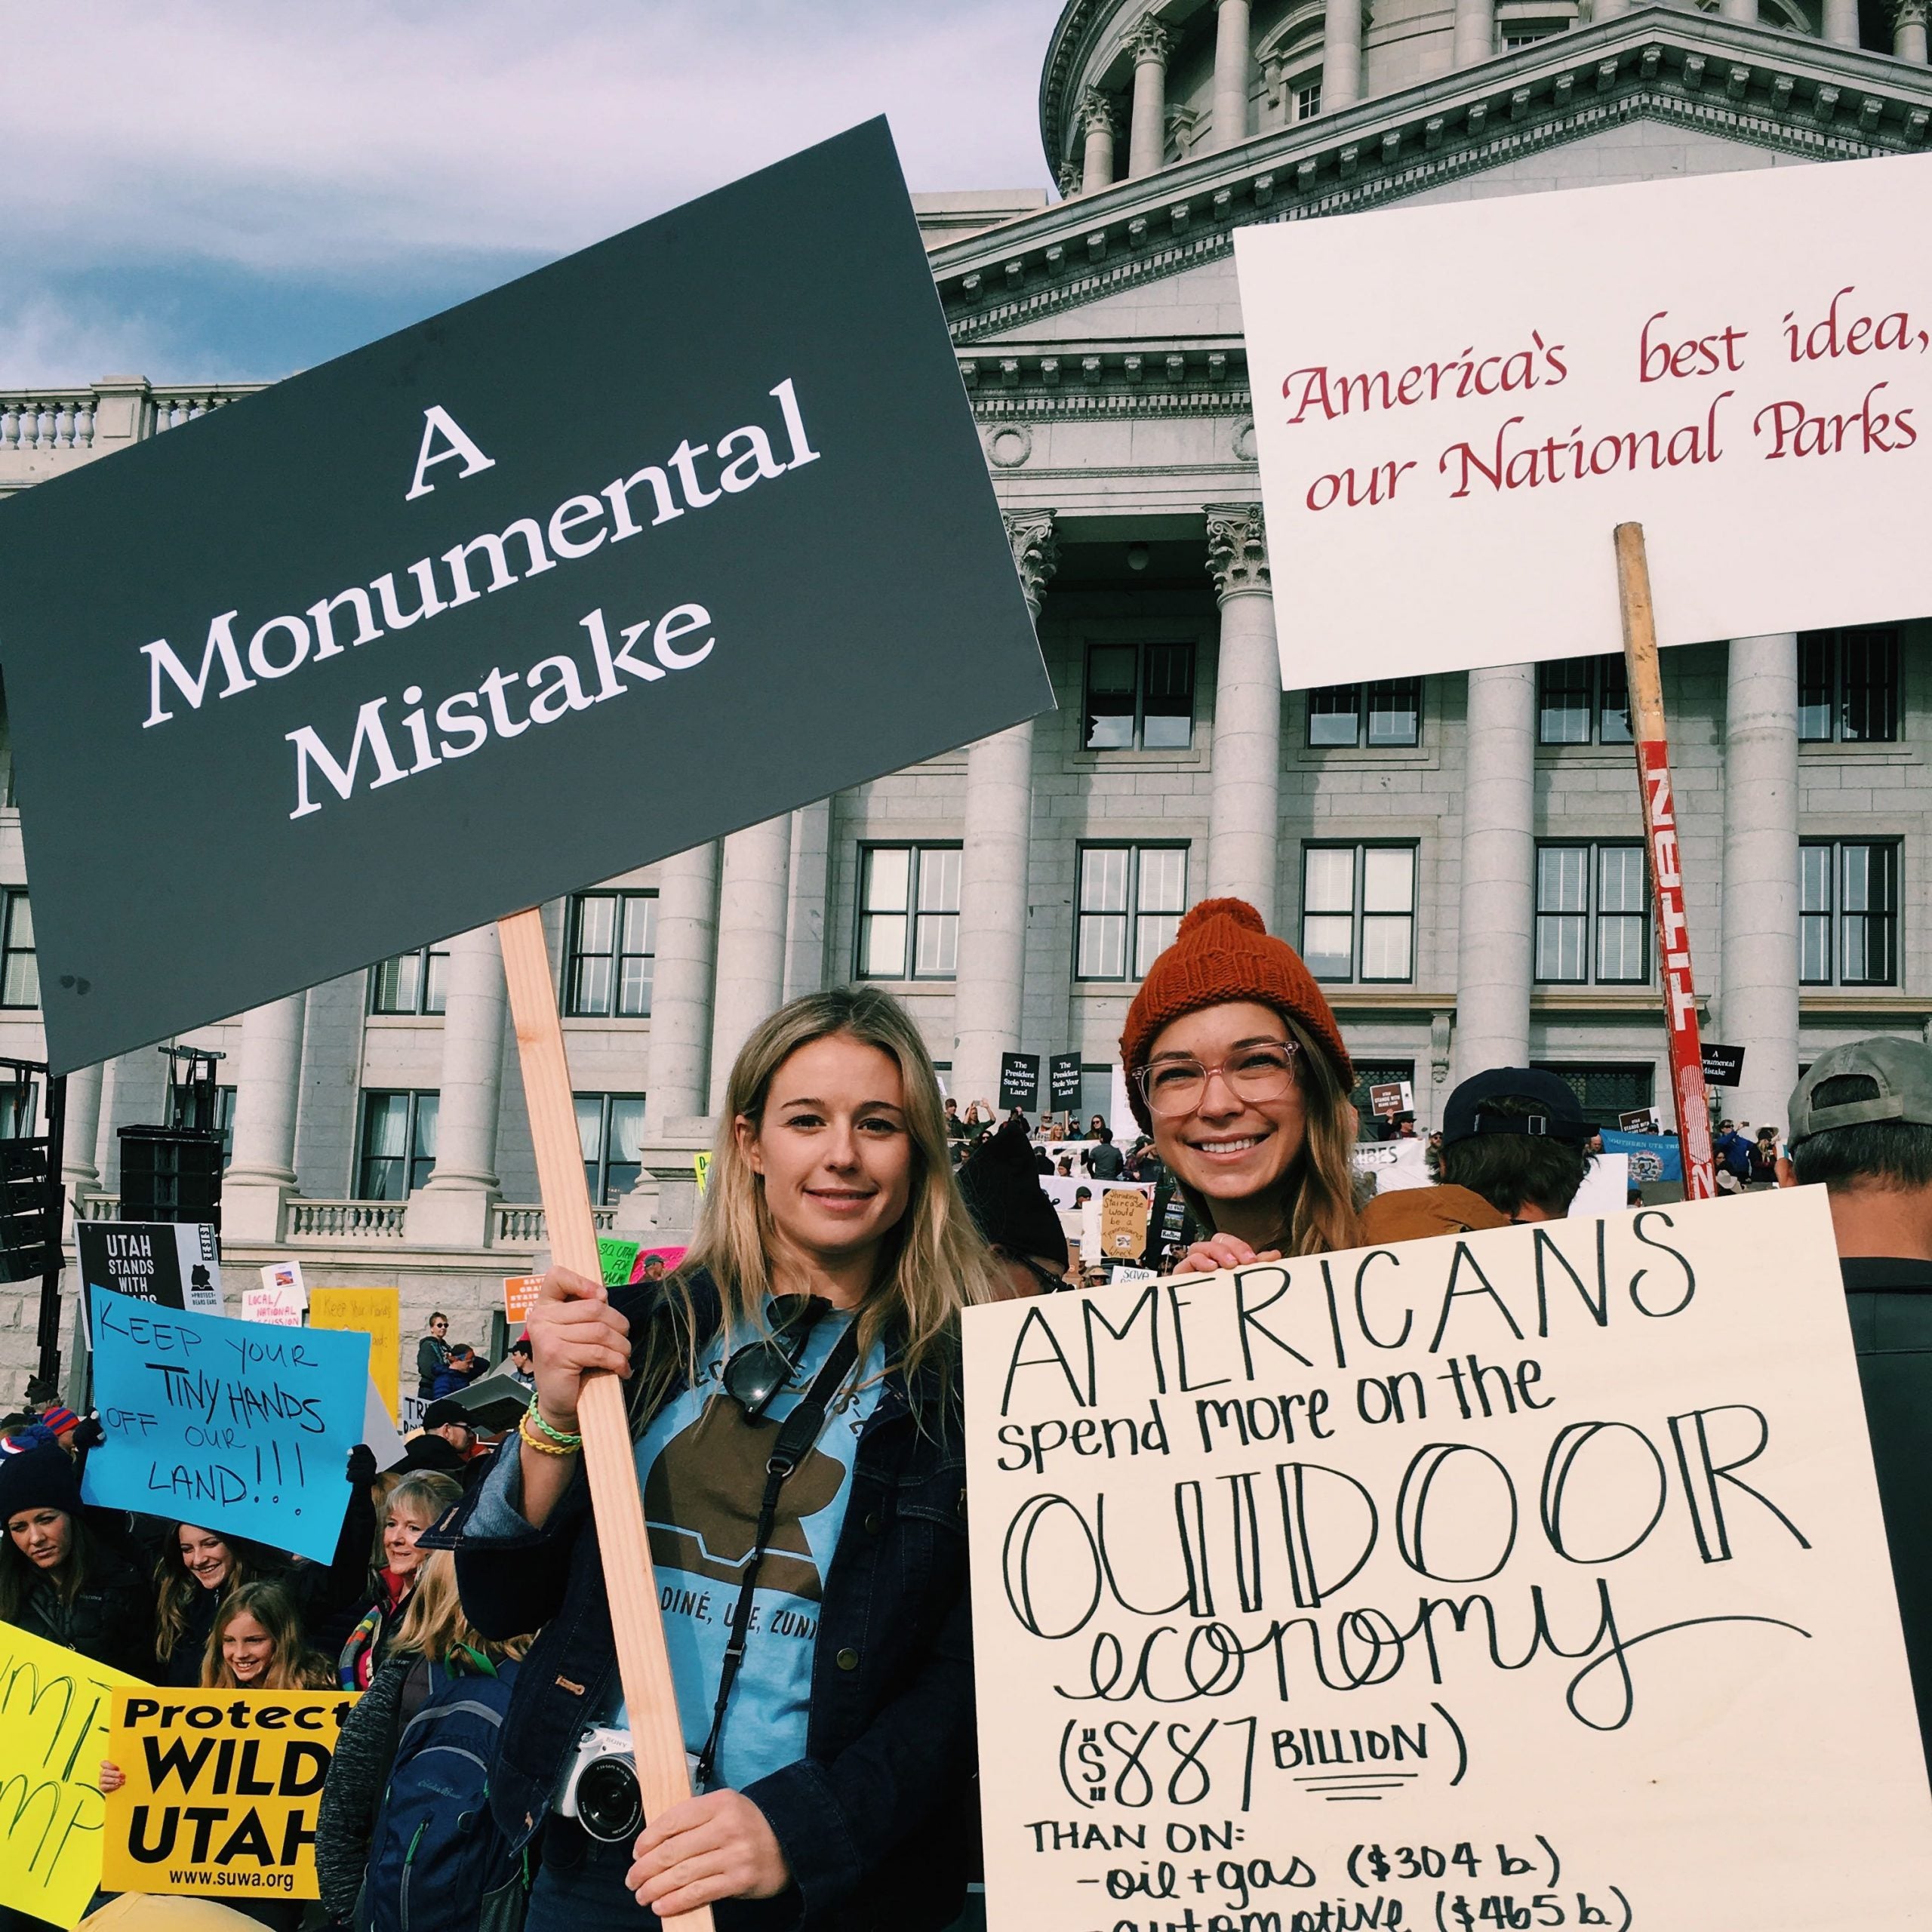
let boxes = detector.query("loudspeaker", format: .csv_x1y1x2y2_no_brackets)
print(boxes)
117,1125,224,1231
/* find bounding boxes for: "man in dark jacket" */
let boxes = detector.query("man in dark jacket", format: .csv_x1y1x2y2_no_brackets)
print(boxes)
1788,1038,1932,1773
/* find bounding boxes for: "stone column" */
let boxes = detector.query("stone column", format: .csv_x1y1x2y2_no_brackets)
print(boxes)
954,513,1057,1112
1451,666,1536,1080
1453,0,1494,66
1204,506,1282,926
60,1062,103,1205
1896,0,1928,59
645,843,721,1127
1322,0,1363,112
708,817,793,1113
1823,0,1860,44
1125,17,1173,177
785,801,832,1002
1720,635,1801,1136
222,994,306,1241
1078,90,1117,193
1212,0,1253,146
405,926,506,1247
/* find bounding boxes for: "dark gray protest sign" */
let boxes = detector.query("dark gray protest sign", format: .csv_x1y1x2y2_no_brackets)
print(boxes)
0,118,1051,1074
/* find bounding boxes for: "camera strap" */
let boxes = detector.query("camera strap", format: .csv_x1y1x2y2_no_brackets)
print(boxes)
696,1318,863,1789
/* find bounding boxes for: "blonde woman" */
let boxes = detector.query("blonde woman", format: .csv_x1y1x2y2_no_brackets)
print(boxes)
337,1470,462,1689
441,986,999,1931
1120,897,1362,1269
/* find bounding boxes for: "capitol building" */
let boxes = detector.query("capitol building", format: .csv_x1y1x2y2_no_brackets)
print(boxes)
3,0,1931,1380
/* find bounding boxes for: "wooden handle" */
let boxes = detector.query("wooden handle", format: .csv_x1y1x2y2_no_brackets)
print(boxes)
1614,520,1667,742
497,907,715,1932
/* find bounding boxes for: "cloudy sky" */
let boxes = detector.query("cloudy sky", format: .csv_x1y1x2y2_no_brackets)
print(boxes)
0,1,1061,386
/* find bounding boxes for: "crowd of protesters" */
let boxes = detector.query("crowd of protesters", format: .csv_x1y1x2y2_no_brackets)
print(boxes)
4,892,1929,1932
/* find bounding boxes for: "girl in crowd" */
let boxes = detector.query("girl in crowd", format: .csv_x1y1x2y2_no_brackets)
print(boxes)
444,985,999,1930
315,1550,534,1927
152,1524,272,1685
338,1471,462,1690
205,1580,335,1690
1119,898,1360,1272
0,1436,150,1678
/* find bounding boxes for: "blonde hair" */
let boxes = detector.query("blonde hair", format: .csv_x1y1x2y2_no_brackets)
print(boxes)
153,1524,268,1663
675,986,1001,1395
1172,1011,1362,1257
202,1580,332,1690
392,1549,531,1666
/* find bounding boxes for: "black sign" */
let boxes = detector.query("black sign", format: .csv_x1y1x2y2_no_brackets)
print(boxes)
1702,1042,1746,1088
0,121,1051,1073
1049,1053,1082,1112
75,1220,221,1312
1000,1053,1041,1112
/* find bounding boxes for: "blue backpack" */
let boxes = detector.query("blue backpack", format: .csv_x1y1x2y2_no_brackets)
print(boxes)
356,1659,530,1932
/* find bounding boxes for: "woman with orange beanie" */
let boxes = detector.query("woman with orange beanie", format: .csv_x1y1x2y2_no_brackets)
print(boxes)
1119,897,1361,1272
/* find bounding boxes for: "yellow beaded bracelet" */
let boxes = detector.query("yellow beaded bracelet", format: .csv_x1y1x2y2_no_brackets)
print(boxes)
518,1412,580,1457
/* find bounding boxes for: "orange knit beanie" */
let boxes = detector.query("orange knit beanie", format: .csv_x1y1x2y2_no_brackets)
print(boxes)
1118,897,1353,1131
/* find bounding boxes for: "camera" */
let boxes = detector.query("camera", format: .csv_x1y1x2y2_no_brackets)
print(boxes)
558,1727,642,1844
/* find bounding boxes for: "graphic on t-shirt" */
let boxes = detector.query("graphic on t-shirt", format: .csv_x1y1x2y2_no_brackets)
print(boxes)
645,1395,845,1600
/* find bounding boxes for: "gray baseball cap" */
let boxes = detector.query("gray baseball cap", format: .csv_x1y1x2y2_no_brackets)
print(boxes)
1787,1036,1932,1144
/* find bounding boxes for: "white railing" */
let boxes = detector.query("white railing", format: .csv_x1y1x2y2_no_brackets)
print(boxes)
491,1202,617,1247
0,391,97,450
287,1199,407,1240
150,386,262,433
80,1193,122,1220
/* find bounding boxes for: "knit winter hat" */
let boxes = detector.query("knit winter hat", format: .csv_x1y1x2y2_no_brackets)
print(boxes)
958,1120,1070,1268
0,1435,82,1523
1119,897,1353,1133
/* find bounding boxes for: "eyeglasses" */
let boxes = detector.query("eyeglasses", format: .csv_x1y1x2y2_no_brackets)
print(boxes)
1134,1041,1299,1118
998,1249,1070,1295
722,1295,829,1423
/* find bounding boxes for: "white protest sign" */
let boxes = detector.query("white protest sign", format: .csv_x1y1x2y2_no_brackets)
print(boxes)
964,1189,1932,1930
242,1285,303,1326
1235,152,1932,687
1352,1137,1432,1192
361,1379,408,1473
1572,1151,1632,1220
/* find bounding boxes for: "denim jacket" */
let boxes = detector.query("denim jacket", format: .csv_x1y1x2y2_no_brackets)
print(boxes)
426,1272,975,1932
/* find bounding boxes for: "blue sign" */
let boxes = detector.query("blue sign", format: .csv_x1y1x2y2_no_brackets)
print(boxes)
1600,1129,1684,1183
82,1284,369,1562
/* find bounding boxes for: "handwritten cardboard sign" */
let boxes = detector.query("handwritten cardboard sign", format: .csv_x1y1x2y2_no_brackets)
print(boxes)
963,1189,1932,1930
75,1220,221,1314
0,1620,147,1929
1235,152,1932,687
1099,1186,1150,1260
0,118,1050,1075
83,1284,368,1562
102,1689,357,1902
308,1284,400,1423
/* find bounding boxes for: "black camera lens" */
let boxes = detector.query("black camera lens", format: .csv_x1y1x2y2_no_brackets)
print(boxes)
576,1754,643,1843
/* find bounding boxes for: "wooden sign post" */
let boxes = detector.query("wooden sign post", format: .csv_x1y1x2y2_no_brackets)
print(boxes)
1614,522,1717,1201
499,907,712,1932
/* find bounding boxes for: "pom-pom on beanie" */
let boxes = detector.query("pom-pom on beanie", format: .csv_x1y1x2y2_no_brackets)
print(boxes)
1118,897,1352,1133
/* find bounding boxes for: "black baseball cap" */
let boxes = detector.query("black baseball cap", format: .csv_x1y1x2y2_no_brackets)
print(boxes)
1443,1068,1593,1146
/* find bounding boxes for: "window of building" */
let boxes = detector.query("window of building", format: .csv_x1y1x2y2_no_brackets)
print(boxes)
0,1078,36,1137
370,943,449,1016
1306,679,1423,749
355,1091,438,1200
1534,843,1647,984
1537,655,1630,746
0,890,36,1009
1534,1062,1656,1131
1798,628,1900,743
576,1093,645,1205
1078,1065,1115,1127
1300,844,1417,983
1077,844,1188,980
1294,76,1322,119
857,845,962,980
565,891,657,1018
1503,24,1564,47
1801,839,1899,986
1083,643,1196,751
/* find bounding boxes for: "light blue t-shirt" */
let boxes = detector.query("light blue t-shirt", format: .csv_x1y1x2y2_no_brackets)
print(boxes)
614,1307,884,1792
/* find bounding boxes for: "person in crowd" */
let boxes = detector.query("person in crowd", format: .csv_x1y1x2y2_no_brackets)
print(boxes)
0,1436,151,1678
1006,1105,1032,1134
943,1096,968,1142
1362,1069,1595,1243
640,1252,669,1284
153,1524,275,1686
340,1470,463,1690
438,985,999,1930
398,1398,482,1481
1088,1113,1107,1139
1394,1112,1418,1140
507,1334,537,1392
1712,1118,1754,1193
1785,1038,1932,1767
416,1312,453,1402
1072,1185,1092,1208
316,1549,536,1928
206,1579,335,1691
1084,1124,1125,1180
432,1343,483,1399
1120,898,1360,1275
1032,1140,1054,1176
960,1115,1075,1298
961,1100,992,1143
1749,1124,1782,1189
1055,1155,1072,1177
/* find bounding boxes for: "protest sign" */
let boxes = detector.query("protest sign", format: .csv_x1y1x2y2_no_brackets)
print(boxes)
1701,1042,1746,1088
694,1152,711,1195
503,1273,543,1324
0,1619,146,1930
101,1690,356,1903
0,118,1051,1078
258,1262,305,1306
1574,1150,1632,1217
240,1287,302,1327
1098,1186,1150,1261
307,1285,400,1422
963,1189,1932,1929
1000,1053,1041,1113
1235,151,1932,688
1602,1127,1683,1183
76,1222,221,1314
1049,1054,1083,1114
598,1235,642,1287
360,1379,407,1473
84,1284,368,1562
1352,1136,1432,1192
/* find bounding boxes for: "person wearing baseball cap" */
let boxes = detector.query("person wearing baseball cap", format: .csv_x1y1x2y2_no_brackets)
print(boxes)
1787,1035,1932,1766
1119,897,1359,1273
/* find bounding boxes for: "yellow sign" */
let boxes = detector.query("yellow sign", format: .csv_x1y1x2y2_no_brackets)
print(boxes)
0,1617,148,1930
102,1689,357,1903
307,1286,400,1423
693,1151,711,1195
